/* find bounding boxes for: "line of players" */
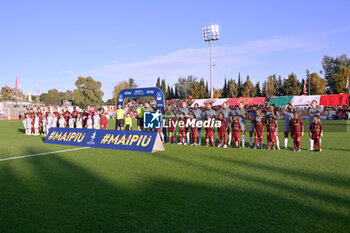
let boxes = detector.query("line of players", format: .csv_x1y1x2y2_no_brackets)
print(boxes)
23,106,109,136
164,101,324,152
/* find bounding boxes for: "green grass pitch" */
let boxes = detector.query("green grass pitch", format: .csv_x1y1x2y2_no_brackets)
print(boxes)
0,120,349,232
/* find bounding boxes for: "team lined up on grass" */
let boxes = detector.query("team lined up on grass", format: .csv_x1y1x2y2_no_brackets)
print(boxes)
22,100,324,152
116,100,324,152
23,106,109,135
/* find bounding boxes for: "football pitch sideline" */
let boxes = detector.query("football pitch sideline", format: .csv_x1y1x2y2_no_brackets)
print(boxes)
0,120,349,232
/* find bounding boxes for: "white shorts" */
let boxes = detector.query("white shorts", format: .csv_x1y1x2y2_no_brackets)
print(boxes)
94,125,100,129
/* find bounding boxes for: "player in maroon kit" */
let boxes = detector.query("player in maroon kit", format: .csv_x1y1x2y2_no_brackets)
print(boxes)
290,112,304,152
231,115,241,148
177,112,187,145
99,107,108,129
254,110,264,149
37,107,43,134
189,114,198,146
167,111,177,144
72,107,79,119
204,114,215,147
217,112,229,148
309,115,323,152
267,114,278,150
63,107,70,126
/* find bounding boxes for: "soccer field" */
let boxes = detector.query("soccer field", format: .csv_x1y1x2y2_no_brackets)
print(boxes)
0,120,349,232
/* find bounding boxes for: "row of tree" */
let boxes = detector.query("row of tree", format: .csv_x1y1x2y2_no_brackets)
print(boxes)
154,54,349,99
0,86,26,101
152,71,327,100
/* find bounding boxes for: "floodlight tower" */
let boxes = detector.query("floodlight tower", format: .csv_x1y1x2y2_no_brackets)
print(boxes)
202,25,220,98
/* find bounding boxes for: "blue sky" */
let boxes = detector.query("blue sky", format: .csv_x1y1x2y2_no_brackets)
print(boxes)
0,0,349,100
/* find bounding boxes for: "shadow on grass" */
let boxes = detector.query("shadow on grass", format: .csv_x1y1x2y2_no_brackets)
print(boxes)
17,128,25,133
203,154,350,188
0,147,349,232
153,153,350,208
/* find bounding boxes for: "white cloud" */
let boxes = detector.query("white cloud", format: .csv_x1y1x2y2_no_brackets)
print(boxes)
83,33,324,99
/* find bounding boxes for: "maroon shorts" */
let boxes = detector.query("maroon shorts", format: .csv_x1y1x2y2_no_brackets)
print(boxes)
255,130,263,138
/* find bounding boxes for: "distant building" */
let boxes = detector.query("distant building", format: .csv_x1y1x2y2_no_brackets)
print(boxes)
0,101,33,120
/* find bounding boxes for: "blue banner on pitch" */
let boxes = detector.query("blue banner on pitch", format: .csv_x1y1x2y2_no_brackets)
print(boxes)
44,128,165,153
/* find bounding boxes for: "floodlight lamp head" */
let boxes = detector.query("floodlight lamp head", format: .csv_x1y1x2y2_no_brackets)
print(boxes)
202,25,220,41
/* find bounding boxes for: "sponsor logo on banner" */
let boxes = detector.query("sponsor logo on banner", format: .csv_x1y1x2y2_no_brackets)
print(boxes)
204,98,216,105
44,128,164,153
156,92,163,101
143,111,162,129
118,94,124,102
87,131,96,145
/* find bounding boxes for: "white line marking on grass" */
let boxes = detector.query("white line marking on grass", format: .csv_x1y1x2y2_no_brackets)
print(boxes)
0,147,90,162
